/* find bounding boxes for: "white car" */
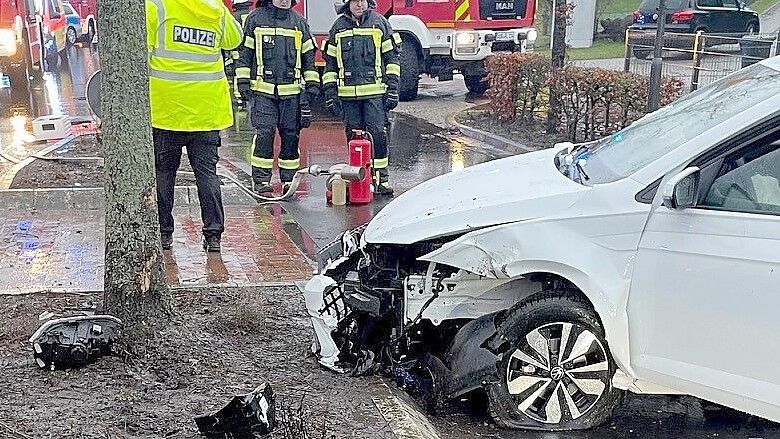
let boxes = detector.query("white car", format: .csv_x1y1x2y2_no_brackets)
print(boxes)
304,57,780,430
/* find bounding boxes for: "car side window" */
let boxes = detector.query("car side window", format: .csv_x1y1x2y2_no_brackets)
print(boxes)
701,142,780,215
698,0,723,7
721,0,738,7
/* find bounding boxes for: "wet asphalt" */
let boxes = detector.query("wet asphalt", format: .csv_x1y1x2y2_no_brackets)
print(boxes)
2,45,780,439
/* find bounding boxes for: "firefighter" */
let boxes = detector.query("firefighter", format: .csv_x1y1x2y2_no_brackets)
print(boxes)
224,0,253,106
323,0,401,195
145,0,243,252
235,0,319,195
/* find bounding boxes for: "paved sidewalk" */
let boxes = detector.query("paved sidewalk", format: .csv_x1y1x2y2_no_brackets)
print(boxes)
0,205,313,295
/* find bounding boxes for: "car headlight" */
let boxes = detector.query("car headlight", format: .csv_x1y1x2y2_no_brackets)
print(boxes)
455,32,479,46
525,29,538,43
0,29,17,57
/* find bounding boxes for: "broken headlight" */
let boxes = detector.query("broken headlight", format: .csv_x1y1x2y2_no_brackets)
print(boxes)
317,224,367,272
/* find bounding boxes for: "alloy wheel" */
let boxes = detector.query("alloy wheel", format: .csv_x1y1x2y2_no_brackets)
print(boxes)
504,322,610,424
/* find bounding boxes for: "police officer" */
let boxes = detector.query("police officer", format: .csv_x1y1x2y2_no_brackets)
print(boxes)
323,0,401,195
235,0,319,194
145,0,243,252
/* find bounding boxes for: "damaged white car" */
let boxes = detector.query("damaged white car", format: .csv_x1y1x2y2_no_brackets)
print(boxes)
305,57,780,430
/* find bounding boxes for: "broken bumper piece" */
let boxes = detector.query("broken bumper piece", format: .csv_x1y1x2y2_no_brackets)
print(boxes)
303,226,366,373
304,274,345,373
29,315,122,370
195,382,276,438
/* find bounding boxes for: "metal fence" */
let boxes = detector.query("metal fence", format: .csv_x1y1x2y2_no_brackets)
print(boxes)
623,30,780,93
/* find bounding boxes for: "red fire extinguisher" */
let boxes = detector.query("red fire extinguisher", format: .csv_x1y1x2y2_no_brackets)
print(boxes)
347,130,373,205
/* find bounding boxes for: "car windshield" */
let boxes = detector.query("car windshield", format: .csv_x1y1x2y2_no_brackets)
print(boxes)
639,0,690,11
569,64,780,184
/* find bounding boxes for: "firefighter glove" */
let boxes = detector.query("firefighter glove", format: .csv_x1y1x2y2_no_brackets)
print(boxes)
384,90,399,111
325,87,342,118
300,100,312,129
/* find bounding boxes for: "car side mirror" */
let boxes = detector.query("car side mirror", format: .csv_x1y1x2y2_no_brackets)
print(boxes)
663,167,700,209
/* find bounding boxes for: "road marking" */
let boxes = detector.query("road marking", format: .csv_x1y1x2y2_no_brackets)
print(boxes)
372,380,442,439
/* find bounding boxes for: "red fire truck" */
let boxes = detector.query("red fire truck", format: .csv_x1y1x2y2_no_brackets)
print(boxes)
295,0,537,100
1,0,68,89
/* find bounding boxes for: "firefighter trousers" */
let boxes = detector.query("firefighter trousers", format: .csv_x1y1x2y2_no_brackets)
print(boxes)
342,97,389,171
153,129,225,239
250,94,301,183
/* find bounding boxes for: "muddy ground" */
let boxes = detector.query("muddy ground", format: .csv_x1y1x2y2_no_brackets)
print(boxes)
10,135,198,189
0,286,394,438
456,107,565,151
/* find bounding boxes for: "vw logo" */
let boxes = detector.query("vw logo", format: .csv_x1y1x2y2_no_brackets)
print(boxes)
652,13,659,20
550,366,565,381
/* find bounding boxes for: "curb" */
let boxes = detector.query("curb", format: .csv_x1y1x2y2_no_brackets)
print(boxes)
446,111,537,155
0,185,254,211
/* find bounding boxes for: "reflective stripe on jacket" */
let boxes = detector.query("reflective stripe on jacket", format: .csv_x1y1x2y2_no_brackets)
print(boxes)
323,11,401,99
146,0,243,131
234,6,318,98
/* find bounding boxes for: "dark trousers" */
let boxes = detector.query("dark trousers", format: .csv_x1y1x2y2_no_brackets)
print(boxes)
342,97,388,168
153,128,224,239
251,94,301,183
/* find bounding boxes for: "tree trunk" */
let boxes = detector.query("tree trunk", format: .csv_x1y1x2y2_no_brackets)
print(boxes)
98,0,173,336
547,0,569,133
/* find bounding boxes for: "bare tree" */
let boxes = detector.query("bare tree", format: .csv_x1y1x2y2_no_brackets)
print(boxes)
547,0,571,132
97,0,173,337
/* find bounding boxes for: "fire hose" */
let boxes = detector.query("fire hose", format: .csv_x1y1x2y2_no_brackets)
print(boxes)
179,163,365,203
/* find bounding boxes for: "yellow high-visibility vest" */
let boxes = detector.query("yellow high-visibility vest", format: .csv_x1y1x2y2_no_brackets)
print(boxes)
145,0,243,131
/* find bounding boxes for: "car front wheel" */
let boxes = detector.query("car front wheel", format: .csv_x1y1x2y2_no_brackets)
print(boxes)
488,291,620,430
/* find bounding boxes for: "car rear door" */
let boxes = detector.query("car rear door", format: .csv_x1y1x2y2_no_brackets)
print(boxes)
628,123,780,422
720,0,749,33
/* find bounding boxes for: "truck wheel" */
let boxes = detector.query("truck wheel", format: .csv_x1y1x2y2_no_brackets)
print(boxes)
399,37,420,102
464,74,488,95
487,290,620,430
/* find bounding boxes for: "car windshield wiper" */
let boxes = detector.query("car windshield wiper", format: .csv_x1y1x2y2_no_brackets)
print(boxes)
575,160,590,182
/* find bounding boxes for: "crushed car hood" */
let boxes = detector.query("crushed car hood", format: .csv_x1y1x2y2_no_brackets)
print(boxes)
364,147,589,244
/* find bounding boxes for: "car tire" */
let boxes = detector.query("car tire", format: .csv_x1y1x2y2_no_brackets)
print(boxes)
487,290,620,430
398,36,420,102
66,27,78,47
745,21,759,36
464,74,489,95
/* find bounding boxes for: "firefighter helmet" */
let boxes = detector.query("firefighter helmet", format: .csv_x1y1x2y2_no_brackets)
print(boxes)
257,0,298,6
338,0,376,14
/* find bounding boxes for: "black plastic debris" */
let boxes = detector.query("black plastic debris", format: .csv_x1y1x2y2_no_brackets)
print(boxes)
195,383,276,438
29,315,122,370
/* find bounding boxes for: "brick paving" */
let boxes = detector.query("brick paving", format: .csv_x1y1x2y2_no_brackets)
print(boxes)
0,205,313,295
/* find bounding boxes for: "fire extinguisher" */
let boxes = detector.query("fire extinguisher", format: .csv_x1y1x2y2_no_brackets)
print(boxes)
347,130,373,205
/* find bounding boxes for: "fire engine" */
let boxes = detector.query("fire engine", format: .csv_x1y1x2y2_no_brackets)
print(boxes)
294,0,537,100
0,0,68,90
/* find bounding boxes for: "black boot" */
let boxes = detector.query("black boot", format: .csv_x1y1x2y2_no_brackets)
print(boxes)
203,235,221,253
374,168,394,196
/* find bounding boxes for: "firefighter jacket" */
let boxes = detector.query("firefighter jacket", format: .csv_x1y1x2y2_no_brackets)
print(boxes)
145,0,242,131
322,10,401,99
235,6,319,99
224,1,252,73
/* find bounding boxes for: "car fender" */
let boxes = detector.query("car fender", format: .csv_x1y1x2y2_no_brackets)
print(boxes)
419,208,650,375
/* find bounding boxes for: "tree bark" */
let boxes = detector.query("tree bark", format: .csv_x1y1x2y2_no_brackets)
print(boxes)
98,0,173,336
547,0,570,133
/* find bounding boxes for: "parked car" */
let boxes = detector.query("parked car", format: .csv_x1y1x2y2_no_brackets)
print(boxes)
62,2,81,46
67,0,97,45
305,57,780,430
629,0,760,58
